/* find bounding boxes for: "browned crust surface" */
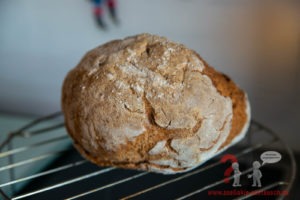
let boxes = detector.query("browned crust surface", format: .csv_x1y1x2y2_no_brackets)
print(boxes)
199,57,248,149
62,34,249,173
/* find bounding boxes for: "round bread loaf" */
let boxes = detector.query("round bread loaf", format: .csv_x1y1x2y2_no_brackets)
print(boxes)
62,33,250,174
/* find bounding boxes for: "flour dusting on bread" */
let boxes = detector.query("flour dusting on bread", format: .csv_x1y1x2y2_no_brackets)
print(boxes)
62,33,250,174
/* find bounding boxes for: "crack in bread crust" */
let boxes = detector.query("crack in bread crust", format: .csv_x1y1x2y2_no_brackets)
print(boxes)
113,93,204,164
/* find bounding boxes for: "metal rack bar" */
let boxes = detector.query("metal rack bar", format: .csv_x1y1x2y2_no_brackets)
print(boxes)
0,135,68,158
0,150,69,172
66,172,149,200
7,140,15,194
0,160,87,188
12,167,115,200
121,163,220,200
21,123,65,138
0,112,62,152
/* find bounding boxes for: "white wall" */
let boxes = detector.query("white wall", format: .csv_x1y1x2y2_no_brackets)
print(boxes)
0,0,299,150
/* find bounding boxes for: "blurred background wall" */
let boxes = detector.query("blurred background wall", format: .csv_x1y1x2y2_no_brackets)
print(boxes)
0,0,299,150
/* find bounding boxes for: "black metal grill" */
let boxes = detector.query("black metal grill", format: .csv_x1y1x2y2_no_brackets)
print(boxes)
0,112,296,200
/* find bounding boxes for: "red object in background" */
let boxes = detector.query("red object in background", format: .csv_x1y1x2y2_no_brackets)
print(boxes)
91,0,118,29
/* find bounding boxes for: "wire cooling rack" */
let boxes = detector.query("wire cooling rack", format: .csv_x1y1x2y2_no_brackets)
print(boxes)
0,112,297,200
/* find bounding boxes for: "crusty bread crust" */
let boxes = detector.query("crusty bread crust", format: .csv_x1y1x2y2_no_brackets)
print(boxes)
62,34,250,174
200,59,248,149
